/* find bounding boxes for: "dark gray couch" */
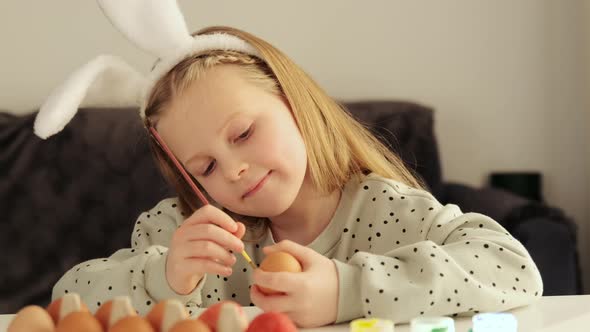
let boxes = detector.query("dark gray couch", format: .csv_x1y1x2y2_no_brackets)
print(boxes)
0,101,581,314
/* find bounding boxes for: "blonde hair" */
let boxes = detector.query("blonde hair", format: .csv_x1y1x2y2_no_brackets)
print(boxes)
144,26,425,237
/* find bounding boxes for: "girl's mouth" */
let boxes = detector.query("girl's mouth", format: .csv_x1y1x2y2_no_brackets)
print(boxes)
243,170,272,199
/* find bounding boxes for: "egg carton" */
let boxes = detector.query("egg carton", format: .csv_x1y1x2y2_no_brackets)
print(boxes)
7,293,298,332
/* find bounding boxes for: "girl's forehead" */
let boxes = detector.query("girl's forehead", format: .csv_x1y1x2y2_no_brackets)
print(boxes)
174,66,258,115
157,68,266,133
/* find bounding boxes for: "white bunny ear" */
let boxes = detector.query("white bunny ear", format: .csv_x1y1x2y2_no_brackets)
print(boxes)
97,0,194,59
34,55,146,140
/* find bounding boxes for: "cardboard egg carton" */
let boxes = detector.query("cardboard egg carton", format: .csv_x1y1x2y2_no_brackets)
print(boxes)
7,293,298,332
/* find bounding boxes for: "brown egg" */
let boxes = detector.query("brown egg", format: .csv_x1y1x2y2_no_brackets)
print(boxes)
159,300,190,332
145,300,168,331
47,293,89,324
105,296,137,330
56,311,102,332
217,301,248,332
258,251,302,295
198,300,248,332
246,312,298,332
94,300,113,331
7,305,55,332
169,319,211,332
46,299,62,324
109,316,155,332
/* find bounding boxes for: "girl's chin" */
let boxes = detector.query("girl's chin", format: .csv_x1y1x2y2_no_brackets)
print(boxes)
228,173,303,216
235,201,292,218
232,191,296,217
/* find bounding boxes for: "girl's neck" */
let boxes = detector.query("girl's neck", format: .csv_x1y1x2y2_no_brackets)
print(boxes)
269,174,342,246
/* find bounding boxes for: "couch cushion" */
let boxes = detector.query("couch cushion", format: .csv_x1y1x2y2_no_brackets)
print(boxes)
0,108,172,312
343,101,442,195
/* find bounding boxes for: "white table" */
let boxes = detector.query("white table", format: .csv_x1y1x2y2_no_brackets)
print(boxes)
1,295,589,331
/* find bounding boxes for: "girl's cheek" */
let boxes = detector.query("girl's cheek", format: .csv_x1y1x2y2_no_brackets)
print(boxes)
250,127,275,158
199,178,224,202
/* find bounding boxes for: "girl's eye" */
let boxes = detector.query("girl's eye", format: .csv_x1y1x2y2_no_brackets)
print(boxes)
236,126,252,141
202,160,216,177
201,126,252,177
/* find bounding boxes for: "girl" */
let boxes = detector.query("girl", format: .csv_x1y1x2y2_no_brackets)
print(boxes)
35,1,543,328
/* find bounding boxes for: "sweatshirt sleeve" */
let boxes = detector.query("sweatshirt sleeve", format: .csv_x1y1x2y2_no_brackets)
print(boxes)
333,182,544,324
51,198,207,315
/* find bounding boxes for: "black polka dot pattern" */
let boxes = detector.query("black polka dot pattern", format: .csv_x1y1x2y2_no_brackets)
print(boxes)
337,177,543,323
52,178,542,322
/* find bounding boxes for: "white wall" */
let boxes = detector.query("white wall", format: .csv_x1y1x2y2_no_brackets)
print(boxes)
1,1,589,290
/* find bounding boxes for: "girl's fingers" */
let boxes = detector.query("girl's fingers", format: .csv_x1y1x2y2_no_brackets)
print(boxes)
183,223,244,253
253,269,299,294
250,284,293,314
181,241,237,266
183,257,233,276
233,222,246,239
184,205,238,233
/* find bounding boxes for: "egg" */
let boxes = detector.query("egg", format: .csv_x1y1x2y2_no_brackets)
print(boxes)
199,301,245,332
217,301,248,332
109,316,154,332
56,311,103,332
46,293,89,324
94,300,113,331
169,319,211,332
46,299,62,324
159,300,188,332
145,300,168,331
7,305,55,332
246,312,298,332
258,251,302,295
95,296,136,330
145,300,182,332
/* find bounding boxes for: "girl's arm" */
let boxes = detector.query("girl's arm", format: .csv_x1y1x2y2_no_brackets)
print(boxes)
333,181,543,324
51,198,205,315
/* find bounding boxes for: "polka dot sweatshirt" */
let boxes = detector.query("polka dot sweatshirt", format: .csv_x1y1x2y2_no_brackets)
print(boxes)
52,173,543,323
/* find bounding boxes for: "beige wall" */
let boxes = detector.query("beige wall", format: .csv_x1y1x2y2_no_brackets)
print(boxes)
587,2,590,196
583,0,590,293
1,1,589,289
542,1,590,291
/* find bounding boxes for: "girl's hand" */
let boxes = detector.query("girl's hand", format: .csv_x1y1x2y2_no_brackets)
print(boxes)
250,240,339,328
166,205,246,295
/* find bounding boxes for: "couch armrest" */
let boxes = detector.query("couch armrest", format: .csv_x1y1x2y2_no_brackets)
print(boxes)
510,217,581,295
437,182,581,295
437,182,530,223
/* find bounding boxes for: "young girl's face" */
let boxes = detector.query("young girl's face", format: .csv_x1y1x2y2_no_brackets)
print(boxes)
156,64,308,217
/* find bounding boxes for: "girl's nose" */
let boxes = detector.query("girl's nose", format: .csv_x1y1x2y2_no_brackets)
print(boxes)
221,158,249,182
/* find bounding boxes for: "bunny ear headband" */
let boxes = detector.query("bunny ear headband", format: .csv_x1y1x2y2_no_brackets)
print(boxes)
36,1,262,267
34,0,261,139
